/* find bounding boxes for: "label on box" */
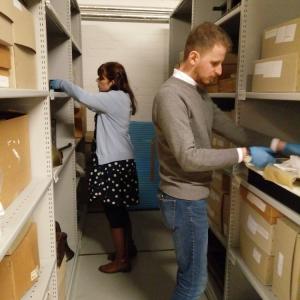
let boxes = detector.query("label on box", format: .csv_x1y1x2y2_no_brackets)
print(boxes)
247,193,266,212
247,215,258,235
31,266,39,281
275,24,297,43
265,28,278,39
277,252,284,277
247,215,269,240
254,61,283,78
13,0,23,10
0,75,9,88
253,248,262,264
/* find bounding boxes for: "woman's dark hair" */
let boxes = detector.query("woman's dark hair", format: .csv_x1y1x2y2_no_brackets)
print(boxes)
98,62,137,115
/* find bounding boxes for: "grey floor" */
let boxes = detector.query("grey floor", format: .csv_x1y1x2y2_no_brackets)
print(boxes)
71,210,208,300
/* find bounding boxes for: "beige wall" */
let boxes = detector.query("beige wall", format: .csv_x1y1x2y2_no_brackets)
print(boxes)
82,20,170,128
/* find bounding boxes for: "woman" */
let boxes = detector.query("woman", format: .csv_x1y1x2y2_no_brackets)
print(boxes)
50,62,139,273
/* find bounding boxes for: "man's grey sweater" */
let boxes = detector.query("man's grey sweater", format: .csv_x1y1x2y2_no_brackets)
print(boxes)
153,77,255,200
57,80,134,165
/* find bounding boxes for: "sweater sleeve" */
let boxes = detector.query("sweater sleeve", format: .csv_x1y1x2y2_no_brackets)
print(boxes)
57,79,117,114
212,102,272,147
154,89,239,172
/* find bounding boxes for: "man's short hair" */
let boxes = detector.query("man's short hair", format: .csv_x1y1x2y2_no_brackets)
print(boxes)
184,22,232,60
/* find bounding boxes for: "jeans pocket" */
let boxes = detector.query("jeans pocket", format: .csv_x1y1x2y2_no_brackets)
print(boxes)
158,192,176,231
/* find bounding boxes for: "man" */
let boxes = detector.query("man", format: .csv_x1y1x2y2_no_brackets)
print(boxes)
152,22,299,300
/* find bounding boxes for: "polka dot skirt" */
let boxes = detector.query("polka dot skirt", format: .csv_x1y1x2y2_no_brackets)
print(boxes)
88,155,140,207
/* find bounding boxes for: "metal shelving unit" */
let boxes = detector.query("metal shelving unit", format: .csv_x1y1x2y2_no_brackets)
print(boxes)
0,0,82,299
169,1,300,299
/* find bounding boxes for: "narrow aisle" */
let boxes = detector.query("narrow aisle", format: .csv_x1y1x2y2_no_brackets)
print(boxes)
71,210,209,300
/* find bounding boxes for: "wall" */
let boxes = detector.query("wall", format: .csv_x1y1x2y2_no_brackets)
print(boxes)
79,0,181,130
82,21,169,129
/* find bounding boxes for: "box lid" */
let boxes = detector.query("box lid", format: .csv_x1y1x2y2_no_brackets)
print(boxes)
0,14,13,46
0,0,14,21
12,1,36,52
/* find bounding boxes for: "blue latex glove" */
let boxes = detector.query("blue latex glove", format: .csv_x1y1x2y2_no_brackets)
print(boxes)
282,143,300,157
49,79,61,90
249,147,276,169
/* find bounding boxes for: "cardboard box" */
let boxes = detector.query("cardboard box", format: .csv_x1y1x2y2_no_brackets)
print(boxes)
74,106,86,138
240,185,281,224
0,44,11,69
212,132,232,149
0,223,40,300
208,188,228,233
272,218,300,300
206,84,219,93
222,191,231,237
0,68,10,88
57,256,66,300
221,53,238,79
240,201,275,255
219,77,236,92
0,113,31,209
211,170,231,193
240,229,274,285
0,0,14,22
207,188,223,232
262,17,300,58
12,2,37,89
13,45,37,89
252,53,300,92
0,13,13,46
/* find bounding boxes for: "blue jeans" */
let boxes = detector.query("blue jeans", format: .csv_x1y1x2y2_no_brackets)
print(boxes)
158,191,208,300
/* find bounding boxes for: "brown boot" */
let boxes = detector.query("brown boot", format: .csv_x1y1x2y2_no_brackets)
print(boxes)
107,218,137,261
98,259,131,273
99,228,131,274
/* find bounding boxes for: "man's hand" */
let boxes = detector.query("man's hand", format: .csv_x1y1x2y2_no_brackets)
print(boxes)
49,80,61,90
249,146,276,169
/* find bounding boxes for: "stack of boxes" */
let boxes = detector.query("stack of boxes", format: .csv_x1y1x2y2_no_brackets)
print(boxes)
0,0,37,89
252,17,300,92
239,185,300,299
208,170,231,237
207,52,238,93
239,185,280,284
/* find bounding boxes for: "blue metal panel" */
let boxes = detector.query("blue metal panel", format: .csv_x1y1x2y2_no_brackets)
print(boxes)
129,121,159,209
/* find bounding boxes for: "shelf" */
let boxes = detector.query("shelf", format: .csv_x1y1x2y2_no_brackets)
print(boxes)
46,2,71,38
229,248,277,300
246,92,300,101
209,220,227,248
0,89,49,99
49,90,70,100
239,174,300,226
209,93,236,98
215,4,241,26
246,164,300,198
0,178,52,261
23,257,56,300
53,144,75,183
72,38,82,56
